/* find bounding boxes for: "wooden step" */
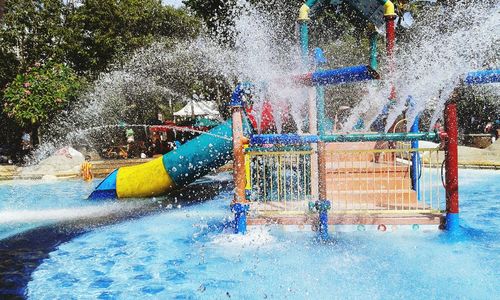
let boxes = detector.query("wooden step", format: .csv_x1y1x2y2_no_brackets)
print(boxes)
326,177,411,191
326,161,410,172
327,189,418,207
92,168,118,173
0,165,18,180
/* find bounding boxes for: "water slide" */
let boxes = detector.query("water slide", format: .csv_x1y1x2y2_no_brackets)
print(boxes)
89,120,247,199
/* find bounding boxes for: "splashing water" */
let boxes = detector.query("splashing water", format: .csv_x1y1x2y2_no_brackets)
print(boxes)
32,0,498,160
344,0,499,132
393,0,499,131
34,2,309,160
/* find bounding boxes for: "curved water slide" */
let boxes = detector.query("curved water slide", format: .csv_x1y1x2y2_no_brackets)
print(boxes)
89,120,250,199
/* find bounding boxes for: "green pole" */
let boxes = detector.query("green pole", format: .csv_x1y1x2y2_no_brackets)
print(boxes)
300,22,309,65
316,86,326,135
369,32,378,70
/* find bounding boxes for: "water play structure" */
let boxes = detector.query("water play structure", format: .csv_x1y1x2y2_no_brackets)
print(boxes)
89,0,500,237
2,2,500,299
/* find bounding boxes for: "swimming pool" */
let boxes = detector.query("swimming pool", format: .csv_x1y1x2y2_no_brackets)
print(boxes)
1,169,499,299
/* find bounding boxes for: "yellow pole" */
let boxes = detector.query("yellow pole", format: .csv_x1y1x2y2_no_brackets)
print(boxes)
244,144,251,191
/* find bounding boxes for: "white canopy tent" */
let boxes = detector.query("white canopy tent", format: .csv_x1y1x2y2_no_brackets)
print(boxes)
173,100,221,120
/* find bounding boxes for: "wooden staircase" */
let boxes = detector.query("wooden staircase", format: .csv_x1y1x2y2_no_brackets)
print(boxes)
325,142,418,210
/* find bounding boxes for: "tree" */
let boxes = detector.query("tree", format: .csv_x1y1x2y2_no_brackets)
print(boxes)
0,0,69,72
0,0,202,152
0,0,201,82
457,86,499,134
3,62,82,143
64,0,201,76
0,0,5,20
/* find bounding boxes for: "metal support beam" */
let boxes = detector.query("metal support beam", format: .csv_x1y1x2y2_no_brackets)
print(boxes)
250,132,439,145
465,70,500,85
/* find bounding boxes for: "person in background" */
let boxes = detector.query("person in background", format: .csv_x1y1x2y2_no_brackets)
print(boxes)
21,131,32,151
125,128,135,157
485,120,499,143
126,128,135,143
81,155,94,181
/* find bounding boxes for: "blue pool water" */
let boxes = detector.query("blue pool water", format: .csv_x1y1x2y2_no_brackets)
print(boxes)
1,170,499,299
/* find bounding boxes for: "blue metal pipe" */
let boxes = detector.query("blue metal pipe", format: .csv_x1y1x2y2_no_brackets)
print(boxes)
251,134,320,145
298,1,322,66
250,132,438,145
306,0,319,6
231,203,249,234
311,65,380,86
310,200,330,241
464,70,500,85
410,116,421,200
446,213,459,232
317,200,331,241
230,83,253,107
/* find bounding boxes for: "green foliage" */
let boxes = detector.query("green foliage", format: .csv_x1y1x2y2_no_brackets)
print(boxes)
64,0,201,76
183,0,236,43
0,0,68,72
0,0,201,83
457,86,499,134
0,0,201,148
3,63,82,127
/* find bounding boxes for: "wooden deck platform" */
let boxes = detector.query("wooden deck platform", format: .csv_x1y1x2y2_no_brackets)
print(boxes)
248,213,443,227
247,200,443,228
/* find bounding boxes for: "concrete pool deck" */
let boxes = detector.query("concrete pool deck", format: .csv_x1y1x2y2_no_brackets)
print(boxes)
0,158,152,180
419,140,500,169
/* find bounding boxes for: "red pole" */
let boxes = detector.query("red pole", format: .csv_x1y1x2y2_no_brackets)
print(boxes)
385,14,397,100
444,101,459,214
385,17,396,58
444,93,459,231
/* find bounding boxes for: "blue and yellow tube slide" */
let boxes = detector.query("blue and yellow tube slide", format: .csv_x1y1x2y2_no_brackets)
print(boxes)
89,120,247,200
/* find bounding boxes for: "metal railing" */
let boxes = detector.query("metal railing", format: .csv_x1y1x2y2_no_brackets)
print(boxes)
246,145,444,215
324,146,444,213
246,149,313,212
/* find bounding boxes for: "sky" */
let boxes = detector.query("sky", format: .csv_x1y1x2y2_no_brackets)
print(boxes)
162,0,183,8
64,0,184,8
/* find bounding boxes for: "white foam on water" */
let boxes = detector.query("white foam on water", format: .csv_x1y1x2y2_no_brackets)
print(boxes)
0,202,143,224
211,226,275,249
